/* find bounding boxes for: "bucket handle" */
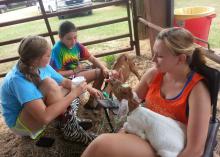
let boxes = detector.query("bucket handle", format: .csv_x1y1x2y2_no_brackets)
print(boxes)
194,36,211,50
207,14,216,19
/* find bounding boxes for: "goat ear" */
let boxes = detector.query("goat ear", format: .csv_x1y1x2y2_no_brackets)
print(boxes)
118,69,124,82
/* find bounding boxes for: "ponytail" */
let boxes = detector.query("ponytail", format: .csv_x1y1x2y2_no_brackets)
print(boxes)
18,59,41,87
189,47,206,73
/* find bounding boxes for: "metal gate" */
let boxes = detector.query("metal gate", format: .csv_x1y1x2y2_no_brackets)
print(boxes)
0,0,140,78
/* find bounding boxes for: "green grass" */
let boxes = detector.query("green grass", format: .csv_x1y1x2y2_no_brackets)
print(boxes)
175,0,220,48
0,6,127,41
102,54,116,69
0,5,129,75
0,6,128,52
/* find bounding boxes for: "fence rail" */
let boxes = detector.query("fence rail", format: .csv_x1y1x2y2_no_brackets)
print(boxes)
138,17,220,64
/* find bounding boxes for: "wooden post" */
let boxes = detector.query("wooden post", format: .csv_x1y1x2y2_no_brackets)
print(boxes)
131,0,140,56
135,0,148,39
144,0,174,55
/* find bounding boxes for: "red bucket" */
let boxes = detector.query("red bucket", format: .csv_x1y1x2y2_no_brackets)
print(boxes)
174,6,216,47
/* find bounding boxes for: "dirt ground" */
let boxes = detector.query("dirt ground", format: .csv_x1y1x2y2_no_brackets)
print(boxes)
0,40,219,157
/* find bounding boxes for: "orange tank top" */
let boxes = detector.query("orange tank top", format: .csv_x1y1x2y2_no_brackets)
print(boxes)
145,72,203,124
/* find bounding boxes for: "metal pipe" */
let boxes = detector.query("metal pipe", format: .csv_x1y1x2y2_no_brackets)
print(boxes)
138,17,220,64
0,17,128,46
38,0,55,44
0,47,133,78
83,33,131,46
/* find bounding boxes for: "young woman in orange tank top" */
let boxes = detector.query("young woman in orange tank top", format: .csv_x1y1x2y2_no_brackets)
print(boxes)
82,27,211,157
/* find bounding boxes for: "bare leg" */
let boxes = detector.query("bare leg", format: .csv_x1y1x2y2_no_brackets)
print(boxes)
19,78,68,132
81,133,158,157
39,78,69,105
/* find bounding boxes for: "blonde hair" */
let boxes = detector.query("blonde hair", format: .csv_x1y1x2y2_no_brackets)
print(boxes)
18,36,50,87
157,27,206,70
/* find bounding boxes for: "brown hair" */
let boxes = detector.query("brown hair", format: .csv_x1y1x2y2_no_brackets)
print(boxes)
18,36,50,87
59,21,77,38
156,27,206,71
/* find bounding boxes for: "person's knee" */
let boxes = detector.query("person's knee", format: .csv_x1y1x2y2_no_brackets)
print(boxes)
95,133,112,144
39,77,60,94
83,134,112,155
